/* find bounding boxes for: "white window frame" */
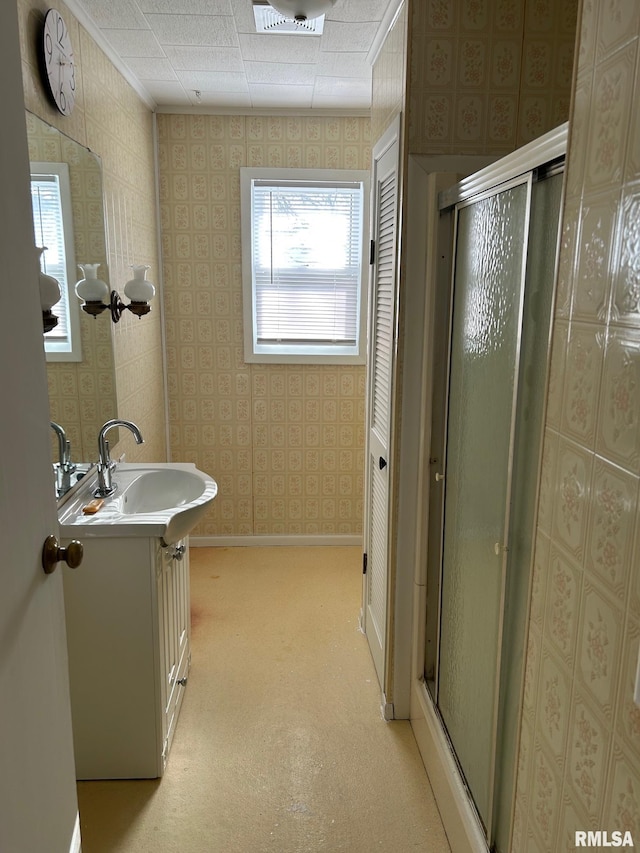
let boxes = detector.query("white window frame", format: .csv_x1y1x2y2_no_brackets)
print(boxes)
31,161,82,362
240,167,370,364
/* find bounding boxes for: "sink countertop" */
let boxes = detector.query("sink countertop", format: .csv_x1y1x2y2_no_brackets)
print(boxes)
58,462,218,544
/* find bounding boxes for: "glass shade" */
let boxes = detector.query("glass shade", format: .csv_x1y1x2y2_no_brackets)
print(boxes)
37,247,61,310
123,265,155,303
269,0,336,19
76,263,109,303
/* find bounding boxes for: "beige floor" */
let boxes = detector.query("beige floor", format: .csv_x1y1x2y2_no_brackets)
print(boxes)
77,546,450,852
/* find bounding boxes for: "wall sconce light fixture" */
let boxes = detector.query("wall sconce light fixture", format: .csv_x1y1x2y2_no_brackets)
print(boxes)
38,246,62,333
75,263,155,323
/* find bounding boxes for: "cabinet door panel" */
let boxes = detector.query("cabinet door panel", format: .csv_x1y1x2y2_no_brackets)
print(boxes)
158,540,191,767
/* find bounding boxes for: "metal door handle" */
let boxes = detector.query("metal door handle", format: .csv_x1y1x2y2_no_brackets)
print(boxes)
42,534,83,574
435,472,445,482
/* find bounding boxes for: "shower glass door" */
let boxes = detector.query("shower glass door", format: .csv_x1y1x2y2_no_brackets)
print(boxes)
436,176,531,832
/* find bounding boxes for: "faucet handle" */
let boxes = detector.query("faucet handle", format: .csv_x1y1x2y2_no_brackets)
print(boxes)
102,438,116,469
62,439,76,471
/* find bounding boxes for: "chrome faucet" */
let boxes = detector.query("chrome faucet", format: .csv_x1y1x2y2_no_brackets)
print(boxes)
51,421,76,496
95,419,144,498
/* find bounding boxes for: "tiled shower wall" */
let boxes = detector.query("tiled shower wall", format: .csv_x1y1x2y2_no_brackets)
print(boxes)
18,0,165,465
157,114,370,537
513,0,640,847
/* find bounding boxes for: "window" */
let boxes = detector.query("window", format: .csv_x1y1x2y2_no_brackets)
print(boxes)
31,162,82,361
241,168,369,363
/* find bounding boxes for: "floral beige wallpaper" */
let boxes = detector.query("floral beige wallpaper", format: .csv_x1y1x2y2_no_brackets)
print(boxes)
18,0,164,466
513,0,640,848
157,114,370,537
409,0,578,155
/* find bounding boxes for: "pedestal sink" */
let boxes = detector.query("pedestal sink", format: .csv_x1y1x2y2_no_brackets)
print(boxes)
58,463,218,545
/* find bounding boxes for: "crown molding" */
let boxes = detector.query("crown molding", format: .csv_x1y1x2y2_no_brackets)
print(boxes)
154,104,370,117
367,0,405,66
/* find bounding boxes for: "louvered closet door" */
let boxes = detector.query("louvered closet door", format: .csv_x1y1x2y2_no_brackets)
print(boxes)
363,119,400,686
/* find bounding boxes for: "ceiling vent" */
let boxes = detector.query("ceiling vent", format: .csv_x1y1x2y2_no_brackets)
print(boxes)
252,2,325,34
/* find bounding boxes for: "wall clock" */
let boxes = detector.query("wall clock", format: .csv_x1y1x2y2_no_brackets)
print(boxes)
42,9,76,116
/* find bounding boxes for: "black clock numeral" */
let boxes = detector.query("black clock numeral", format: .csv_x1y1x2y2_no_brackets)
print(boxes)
56,15,65,47
59,85,66,113
44,31,53,64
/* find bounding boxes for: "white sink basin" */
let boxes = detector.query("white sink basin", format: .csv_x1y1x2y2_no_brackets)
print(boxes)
58,463,218,545
118,469,206,514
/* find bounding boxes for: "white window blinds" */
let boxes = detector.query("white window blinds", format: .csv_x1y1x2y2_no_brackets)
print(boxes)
241,169,369,363
252,180,363,346
30,161,80,360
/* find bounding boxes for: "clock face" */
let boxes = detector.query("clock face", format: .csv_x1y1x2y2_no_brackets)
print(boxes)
43,9,76,116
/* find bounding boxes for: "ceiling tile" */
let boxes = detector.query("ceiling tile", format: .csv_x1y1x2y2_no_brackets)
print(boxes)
146,14,239,46
143,80,187,101
249,83,314,108
244,61,316,85
103,29,165,58
238,33,320,63
317,51,371,77
65,0,389,109
163,45,244,73
176,70,249,93
327,0,390,23
196,91,252,108
124,57,178,81
136,0,233,13
234,1,262,34
77,0,149,29
321,20,380,52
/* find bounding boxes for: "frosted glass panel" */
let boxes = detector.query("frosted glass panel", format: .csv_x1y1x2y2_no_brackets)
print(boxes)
438,182,529,828
493,172,563,852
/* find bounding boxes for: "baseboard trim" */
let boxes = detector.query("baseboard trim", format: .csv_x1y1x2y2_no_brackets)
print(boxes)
69,813,81,853
411,681,488,853
190,534,363,548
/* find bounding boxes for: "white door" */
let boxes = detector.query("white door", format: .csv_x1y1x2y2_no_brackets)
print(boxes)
0,4,80,851
363,117,401,687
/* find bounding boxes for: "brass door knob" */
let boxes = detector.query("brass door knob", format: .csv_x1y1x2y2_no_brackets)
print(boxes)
42,534,84,575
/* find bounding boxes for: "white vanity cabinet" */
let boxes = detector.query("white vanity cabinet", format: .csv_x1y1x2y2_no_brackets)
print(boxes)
62,535,191,779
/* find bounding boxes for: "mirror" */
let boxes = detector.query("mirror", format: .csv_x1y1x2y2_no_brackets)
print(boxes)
26,111,118,472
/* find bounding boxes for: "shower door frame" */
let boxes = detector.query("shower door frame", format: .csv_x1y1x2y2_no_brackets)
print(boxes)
435,171,534,838
406,124,567,853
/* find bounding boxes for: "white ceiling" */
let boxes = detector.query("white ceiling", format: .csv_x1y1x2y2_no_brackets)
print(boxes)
64,0,398,113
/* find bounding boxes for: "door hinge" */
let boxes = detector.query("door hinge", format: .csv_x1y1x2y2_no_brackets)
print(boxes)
369,239,375,265
362,553,368,575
